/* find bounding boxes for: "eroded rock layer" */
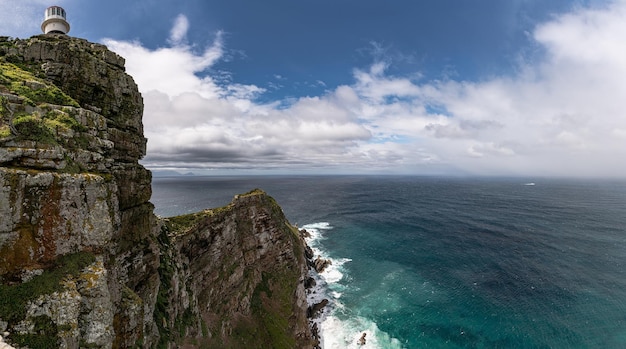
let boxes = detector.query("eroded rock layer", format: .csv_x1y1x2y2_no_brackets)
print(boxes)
0,35,313,348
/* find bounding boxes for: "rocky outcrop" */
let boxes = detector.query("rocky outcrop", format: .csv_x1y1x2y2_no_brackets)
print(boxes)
1,34,158,348
312,257,332,274
0,334,15,349
0,35,314,348
307,299,329,319
157,189,314,348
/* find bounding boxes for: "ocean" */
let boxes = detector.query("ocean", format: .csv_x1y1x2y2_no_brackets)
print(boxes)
151,176,626,348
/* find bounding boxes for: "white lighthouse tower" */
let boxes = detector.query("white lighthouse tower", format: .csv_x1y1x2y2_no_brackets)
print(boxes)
41,6,70,35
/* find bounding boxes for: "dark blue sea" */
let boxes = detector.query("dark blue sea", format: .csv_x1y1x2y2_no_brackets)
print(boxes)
151,176,626,348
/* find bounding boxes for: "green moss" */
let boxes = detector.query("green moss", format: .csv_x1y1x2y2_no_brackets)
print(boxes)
0,62,79,107
155,223,201,346
43,109,83,132
154,227,175,349
0,125,10,138
250,271,299,349
240,188,266,197
0,251,96,324
165,213,203,233
219,269,299,349
12,112,57,144
8,107,87,146
10,315,60,349
201,319,209,337
287,223,304,260
121,285,143,305
175,307,196,338
63,155,83,174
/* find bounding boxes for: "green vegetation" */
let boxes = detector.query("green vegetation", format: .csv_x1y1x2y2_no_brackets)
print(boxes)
0,251,95,349
11,112,57,144
164,212,204,234
9,108,85,145
154,226,202,348
240,188,266,197
0,61,83,144
10,315,61,349
0,61,79,107
0,125,9,138
254,269,300,349
0,95,13,139
63,155,83,174
165,204,233,235
0,251,95,322
227,269,299,349
155,189,306,348
44,108,83,131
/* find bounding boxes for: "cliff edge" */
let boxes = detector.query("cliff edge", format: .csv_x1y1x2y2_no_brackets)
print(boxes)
0,35,315,348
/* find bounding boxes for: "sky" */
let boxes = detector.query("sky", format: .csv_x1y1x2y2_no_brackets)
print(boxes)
1,0,625,177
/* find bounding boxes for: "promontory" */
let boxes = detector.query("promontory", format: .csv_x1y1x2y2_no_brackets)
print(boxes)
0,34,318,348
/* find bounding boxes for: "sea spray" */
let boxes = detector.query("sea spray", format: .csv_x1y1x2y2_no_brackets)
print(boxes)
302,223,404,349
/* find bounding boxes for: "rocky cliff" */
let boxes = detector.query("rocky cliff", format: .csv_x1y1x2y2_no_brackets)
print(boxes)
0,35,315,348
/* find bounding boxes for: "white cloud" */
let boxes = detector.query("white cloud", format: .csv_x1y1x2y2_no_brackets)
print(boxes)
168,14,189,45
0,0,63,37
102,3,626,176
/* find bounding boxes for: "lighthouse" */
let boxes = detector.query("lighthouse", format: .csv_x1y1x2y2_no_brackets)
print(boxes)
41,6,70,35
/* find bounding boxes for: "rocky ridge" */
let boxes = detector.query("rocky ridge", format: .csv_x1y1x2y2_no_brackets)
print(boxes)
0,35,317,348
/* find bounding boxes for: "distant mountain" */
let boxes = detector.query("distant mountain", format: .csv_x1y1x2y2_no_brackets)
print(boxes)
151,170,195,177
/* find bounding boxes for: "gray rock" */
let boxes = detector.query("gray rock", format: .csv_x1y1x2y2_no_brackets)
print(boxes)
0,35,316,349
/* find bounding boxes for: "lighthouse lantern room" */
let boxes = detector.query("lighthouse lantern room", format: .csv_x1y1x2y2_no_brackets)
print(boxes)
41,6,70,35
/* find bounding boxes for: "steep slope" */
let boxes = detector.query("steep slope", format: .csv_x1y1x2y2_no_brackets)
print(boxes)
157,189,313,348
0,35,314,348
1,34,159,348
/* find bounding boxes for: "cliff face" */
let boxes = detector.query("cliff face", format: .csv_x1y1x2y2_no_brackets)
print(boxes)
0,35,314,348
157,190,312,348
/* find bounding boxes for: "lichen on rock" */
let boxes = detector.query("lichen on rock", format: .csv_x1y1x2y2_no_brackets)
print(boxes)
1,34,316,348
157,189,315,348
1,34,157,348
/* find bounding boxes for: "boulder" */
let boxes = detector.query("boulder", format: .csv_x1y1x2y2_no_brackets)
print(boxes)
313,257,332,273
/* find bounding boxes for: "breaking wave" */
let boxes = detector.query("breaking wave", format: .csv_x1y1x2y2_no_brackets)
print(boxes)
302,223,404,349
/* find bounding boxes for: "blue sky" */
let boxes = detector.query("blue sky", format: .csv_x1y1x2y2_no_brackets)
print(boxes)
2,0,626,176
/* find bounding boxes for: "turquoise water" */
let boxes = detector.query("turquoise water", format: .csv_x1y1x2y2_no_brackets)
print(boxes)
152,176,626,348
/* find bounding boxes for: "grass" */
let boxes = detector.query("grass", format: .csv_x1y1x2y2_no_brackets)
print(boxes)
11,112,58,144
0,61,79,107
154,226,203,348
155,189,306,348
223,269,299,349
9,107,86,145
0,60,82,145
0,251,95,324
0,125,10,138
164,212,204,234
10,315,61,349
0,251,95,349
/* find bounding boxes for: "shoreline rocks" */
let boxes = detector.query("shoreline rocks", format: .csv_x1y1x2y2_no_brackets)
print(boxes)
300,227,332,349
313,256,333,273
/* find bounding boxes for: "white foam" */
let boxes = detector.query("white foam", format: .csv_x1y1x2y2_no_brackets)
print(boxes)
319,314,405,349
302,222,406,349
302,222,332,247
321,257,351,284
303,222,333,230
